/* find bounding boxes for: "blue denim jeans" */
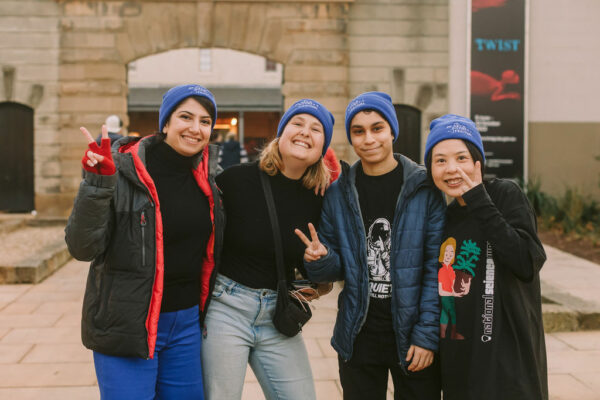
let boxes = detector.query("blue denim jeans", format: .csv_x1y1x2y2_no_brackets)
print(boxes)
93,305,204,400
201,274,316,400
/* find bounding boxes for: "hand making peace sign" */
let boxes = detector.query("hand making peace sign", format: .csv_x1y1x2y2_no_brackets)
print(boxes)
457,160,483,198
294,222,328,262
80,124,116,175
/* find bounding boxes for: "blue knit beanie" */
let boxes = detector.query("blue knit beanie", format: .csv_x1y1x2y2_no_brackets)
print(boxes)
276,99,335,156
345,92,399,143
425,114,485,162
159,84,217,132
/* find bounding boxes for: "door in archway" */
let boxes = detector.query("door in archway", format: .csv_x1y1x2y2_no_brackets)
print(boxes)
393,104,421,163
0,102,34,212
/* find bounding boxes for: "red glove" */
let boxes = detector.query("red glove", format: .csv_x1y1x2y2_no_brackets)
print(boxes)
80,126,116,175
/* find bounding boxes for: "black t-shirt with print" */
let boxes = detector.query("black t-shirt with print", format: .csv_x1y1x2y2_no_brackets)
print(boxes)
355,161,403,336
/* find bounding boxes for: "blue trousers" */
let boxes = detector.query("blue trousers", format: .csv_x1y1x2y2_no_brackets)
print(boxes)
93,305,204,400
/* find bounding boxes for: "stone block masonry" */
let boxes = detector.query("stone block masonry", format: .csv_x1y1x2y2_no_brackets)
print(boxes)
0,0,450,216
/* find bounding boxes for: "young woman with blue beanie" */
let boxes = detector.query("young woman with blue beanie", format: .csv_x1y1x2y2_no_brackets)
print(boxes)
66,84,224,399
201,99,335,400
424,114,548,400
296,91,445,400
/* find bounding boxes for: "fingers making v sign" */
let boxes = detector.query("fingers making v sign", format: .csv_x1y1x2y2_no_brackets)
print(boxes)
80,125,116,175
294,222,328,262
457,160,483,197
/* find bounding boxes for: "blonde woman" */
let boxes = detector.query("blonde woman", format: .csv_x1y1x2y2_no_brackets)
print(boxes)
202,99,334,400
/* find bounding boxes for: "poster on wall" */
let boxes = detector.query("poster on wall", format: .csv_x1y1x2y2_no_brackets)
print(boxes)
470,0,526,180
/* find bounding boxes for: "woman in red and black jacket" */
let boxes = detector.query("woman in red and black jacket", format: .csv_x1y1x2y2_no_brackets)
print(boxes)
65,84,224,399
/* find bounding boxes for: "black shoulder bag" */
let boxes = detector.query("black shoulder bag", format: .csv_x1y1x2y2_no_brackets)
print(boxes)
259,171,312,337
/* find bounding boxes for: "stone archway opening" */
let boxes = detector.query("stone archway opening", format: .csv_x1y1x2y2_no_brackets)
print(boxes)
126,47,284,161
51,1,351,217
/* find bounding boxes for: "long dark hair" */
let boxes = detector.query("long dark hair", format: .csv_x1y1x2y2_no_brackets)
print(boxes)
157,95,216,141
425,139,486,183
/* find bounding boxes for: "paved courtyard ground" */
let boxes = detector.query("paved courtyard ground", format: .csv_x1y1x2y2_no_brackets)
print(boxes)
0,247,599,399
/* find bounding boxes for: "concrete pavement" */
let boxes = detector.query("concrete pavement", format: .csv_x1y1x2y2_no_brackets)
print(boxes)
0,245,599,399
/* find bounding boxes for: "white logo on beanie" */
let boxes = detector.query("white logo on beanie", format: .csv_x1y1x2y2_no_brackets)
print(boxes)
188,86,211,97
448,122,473,137
295,99,319,110
346,99,365,113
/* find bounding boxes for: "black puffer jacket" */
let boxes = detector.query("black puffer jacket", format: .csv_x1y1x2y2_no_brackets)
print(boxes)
65,135,224,359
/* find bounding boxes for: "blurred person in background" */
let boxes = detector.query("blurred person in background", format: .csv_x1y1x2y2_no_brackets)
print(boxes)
218,131,248,169
95,114,123,145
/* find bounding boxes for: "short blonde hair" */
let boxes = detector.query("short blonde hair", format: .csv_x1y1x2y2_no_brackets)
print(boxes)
259,138,330,191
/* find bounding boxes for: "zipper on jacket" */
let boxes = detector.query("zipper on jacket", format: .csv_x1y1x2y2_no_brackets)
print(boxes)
349,182,371,342
140,211,147,267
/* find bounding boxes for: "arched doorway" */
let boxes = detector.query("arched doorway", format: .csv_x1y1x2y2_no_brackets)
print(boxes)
0,102,34,212
126,48,284,162
53,1,350,216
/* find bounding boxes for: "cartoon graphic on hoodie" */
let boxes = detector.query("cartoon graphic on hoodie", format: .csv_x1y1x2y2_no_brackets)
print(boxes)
438,238,481,340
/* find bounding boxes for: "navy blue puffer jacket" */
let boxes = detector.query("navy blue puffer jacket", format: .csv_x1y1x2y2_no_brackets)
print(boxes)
305,155,445,366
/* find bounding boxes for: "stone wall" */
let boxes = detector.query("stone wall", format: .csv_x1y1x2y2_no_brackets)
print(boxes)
529,122,600,199
0,0,61,214
0,0,451,216
347,0,449,162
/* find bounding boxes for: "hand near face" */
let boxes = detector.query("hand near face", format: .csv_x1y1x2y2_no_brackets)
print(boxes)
457,160,482,196
80,125,116,175
294,222,328,262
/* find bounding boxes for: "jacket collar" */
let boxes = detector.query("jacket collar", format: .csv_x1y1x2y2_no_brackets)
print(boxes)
339,153,428,198
112,135,219,185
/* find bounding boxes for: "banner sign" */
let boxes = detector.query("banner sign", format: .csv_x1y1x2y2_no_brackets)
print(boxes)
470,0,526,180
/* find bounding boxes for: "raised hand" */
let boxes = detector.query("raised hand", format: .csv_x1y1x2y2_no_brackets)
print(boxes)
81,125,116,175
457,160,482,196
294,222,328,262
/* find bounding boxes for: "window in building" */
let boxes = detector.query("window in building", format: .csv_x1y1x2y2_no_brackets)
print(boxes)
199,49,211,72
265,59,277,72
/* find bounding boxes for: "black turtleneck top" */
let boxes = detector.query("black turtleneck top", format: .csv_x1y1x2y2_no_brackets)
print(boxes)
146,141,212,312
216,162,323,290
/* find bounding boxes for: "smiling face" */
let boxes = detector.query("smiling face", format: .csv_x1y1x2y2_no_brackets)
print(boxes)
162,97,212,157
349,111,396,173
430,139,478,201
277,113,325,168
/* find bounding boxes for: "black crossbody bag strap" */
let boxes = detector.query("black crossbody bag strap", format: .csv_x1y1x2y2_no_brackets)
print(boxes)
259,171,287,286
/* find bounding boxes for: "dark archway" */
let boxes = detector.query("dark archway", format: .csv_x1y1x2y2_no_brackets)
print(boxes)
0,102,34,212
393,104,422,163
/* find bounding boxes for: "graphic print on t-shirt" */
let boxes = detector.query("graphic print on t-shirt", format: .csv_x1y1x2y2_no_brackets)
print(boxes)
438,237,481,340
367,218,392,298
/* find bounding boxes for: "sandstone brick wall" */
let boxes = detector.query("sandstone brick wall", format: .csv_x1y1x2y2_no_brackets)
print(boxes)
0,0,61,214
0,0,451,216
347,0,449,162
